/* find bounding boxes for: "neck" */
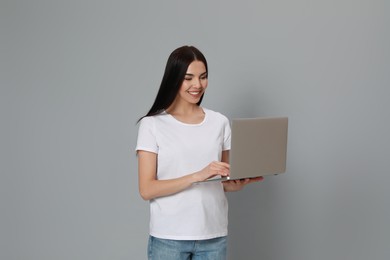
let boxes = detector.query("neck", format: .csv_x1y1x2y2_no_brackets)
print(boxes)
166,103,205,124
166,101,200,116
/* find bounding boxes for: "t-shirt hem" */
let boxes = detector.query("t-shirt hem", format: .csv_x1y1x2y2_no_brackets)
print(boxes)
150,231,228,241
135,146,158,154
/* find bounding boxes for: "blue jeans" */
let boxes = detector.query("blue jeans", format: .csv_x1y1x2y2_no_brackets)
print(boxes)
148,235,227,260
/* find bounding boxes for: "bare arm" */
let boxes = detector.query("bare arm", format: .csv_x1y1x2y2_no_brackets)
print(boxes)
137,150,230,200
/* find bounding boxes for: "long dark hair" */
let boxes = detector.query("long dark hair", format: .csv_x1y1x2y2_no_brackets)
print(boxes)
138,46,208,122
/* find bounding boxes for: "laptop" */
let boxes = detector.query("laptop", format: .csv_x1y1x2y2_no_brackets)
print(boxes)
196,117,288,183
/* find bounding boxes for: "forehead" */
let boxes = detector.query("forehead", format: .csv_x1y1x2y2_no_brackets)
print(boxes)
186,61,207,74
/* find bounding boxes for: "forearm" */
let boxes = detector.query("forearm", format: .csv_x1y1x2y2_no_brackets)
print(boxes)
138,151,230,200
139,172,200,200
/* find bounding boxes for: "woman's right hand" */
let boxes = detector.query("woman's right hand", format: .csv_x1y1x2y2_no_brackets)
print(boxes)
195,161,230,182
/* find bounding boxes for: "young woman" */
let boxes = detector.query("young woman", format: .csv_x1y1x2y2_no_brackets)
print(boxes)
136,46,263,259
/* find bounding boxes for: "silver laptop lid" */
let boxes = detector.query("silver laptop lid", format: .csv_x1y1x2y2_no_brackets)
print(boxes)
229,117,288,179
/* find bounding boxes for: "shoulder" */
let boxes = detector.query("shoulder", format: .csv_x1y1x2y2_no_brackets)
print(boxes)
139,111,169,126
203,108,230,124
138,115,154,129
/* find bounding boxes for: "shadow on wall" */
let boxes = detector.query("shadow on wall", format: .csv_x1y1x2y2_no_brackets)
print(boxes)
227,175,288,259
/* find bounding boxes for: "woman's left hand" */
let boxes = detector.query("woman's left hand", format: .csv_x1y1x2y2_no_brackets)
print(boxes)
222,176,264,192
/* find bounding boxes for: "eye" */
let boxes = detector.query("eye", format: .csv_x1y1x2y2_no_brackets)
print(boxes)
184,77,192,81
200,75,208,80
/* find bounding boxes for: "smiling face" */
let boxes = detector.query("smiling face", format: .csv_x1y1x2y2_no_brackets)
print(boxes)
175,60,208,106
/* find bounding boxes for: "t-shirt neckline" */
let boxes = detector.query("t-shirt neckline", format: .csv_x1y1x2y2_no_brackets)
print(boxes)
164,107,207,126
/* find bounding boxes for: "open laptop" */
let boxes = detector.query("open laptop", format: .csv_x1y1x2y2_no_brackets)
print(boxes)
196,117,288,183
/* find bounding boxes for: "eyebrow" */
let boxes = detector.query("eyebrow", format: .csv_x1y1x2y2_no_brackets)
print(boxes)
185,72,208,77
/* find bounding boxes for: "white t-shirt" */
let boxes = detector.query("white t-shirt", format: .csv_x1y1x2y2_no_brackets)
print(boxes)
135,108,231,240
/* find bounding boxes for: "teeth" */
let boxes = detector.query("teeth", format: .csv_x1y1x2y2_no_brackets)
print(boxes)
189,91,200,95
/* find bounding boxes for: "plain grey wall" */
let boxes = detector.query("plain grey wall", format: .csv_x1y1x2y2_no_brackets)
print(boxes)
1,0,389,259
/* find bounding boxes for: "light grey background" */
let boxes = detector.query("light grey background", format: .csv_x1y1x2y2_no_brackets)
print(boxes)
1,0,389,259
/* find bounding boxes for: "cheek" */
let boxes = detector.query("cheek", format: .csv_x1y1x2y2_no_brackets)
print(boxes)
202,79,208,88
204,83,208,90
179,82,189,92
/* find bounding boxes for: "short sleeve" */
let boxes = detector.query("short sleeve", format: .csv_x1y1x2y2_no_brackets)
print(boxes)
135,117,158,154
222,116,231,151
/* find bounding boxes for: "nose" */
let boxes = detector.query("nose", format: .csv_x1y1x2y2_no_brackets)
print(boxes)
193,78,203,88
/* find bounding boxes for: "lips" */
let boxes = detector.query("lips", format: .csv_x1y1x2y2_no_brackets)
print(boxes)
187,89,204,97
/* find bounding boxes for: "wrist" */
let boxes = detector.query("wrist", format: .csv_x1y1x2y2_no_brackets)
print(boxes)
191,171,203,183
